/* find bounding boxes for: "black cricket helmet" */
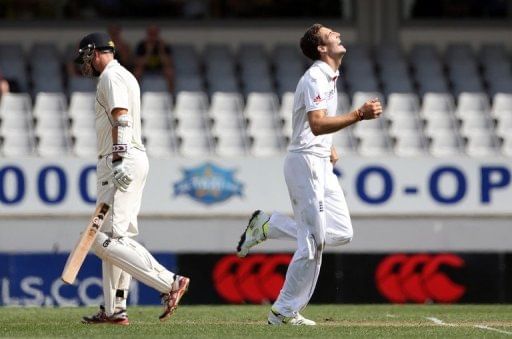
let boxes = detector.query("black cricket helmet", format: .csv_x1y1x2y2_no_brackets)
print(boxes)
74,32,115,64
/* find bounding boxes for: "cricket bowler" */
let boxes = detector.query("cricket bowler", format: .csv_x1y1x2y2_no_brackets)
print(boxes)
237,24,382,325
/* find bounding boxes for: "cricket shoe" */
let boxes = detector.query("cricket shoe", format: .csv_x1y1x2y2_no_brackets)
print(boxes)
82,305,129,325
236,210,270,257
159,275,190,321
267,307,316,326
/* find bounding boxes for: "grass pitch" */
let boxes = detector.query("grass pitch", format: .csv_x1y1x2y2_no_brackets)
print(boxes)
1,305,512,338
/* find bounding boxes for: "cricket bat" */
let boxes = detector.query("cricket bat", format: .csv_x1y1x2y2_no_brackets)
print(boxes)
61,203,110,284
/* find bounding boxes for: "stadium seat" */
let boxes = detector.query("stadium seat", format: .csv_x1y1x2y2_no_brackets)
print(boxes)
394,130,429,156
145,131,178,158
2,131,35,157
37,131,70,157
141,91,173,114
178,130,214,157
0,93,32,117
215,131,249,157
465,130,499,157
421,92,455,116
429,130,465,156
249,131,284,157
357,131,393,156
332,129,357,155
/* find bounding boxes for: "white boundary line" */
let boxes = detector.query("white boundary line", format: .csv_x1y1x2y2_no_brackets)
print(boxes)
475,325,512,335
425,316,512,335
424,317,456,327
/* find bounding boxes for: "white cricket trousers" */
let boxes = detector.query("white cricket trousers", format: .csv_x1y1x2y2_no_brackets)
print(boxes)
92,149,176,315
271,152,353,317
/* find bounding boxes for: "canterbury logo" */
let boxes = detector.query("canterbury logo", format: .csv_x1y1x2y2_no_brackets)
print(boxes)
213,254,291,304
375,254,466,303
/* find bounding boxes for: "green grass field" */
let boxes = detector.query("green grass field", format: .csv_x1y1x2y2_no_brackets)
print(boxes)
1,305,512,338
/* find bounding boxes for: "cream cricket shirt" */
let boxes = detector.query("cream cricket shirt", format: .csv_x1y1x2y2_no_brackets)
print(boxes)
95,59,145,157
288,60,339,158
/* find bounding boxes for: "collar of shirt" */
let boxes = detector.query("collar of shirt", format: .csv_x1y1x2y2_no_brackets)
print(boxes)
313,60,339,82
100,59,120,78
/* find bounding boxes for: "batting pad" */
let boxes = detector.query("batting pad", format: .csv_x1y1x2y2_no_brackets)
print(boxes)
93,232,175,294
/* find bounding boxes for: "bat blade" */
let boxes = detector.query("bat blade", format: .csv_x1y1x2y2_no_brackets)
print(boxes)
61,203,110,284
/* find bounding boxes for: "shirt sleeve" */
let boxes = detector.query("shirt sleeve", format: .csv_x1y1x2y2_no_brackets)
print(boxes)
304,74,330,113
105,72,129,114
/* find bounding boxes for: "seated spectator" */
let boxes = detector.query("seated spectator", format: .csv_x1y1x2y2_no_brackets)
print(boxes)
108,24,133,70
134,24,175,92
0,74,10,97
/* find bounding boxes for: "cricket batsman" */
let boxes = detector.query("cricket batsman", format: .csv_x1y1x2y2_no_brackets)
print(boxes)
74,32,189,325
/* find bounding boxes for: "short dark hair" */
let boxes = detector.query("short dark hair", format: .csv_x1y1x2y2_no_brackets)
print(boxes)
300,23,324,61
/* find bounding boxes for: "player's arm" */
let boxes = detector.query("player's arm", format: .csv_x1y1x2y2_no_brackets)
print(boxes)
111,107,130,162
308,99,383,136
111,108,133,192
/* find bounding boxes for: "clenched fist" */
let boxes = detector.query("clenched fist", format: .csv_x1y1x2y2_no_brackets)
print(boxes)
357,98,383,120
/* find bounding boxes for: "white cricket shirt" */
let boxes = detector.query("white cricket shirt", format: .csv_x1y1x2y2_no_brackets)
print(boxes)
288,60,339,158
95,59,145,157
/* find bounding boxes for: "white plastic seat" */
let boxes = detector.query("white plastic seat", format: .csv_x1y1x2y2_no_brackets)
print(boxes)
465,130,499,157
492,93,512,118
0,114,33,135
495,114,512,137
244,92,279,115
34,111,68,135
178,131,213,157
73,132,97,158
215,131,248,157
69,92,96,118
421,92,455,116
424,114,458,137
2,132,35,157
352,118,387,138
501,136,512,156
209,92,244,117
332,130,356,155
211,114,245,135
455,92,490,118
0,93,32,117
142,92,173,114
37,132,70,157
394,131,429,156
175,114,208,134
357,131,393,156
250,131,284,157
174,91,209,116
33,92,67,116
429,130,464,157
459,113,493,136
388,115,422,137
142,114,172,134
385,93,420,118
145,131,177,158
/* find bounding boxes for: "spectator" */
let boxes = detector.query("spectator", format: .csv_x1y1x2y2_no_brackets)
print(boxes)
0,73,10,97
134,25,175,92
108,24,133,70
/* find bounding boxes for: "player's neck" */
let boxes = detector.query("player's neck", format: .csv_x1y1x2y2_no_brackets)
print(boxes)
321,55,342,73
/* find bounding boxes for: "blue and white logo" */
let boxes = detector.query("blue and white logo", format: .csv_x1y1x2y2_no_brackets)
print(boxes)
173,162,243,205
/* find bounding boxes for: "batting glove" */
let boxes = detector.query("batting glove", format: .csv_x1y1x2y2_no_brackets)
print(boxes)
112,159,133,192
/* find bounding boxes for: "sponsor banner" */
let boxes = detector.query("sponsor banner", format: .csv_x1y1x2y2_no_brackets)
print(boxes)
0,157,510,216
0,252,510,306
0,253,177,306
